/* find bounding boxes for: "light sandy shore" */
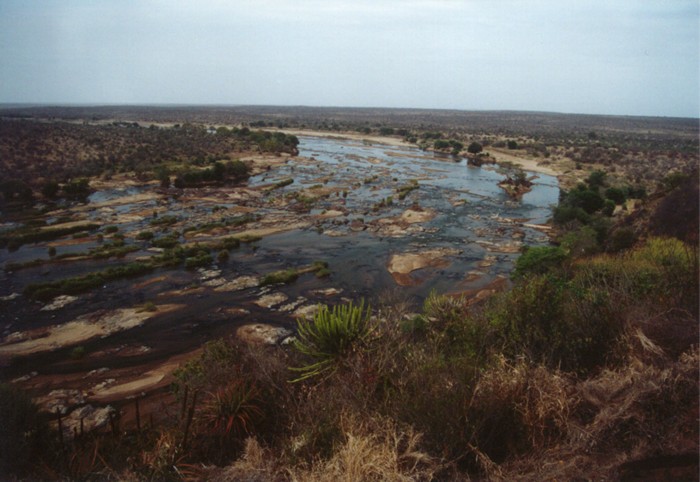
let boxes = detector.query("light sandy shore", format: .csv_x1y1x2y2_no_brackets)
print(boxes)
272,128,411,148
484,148,561,176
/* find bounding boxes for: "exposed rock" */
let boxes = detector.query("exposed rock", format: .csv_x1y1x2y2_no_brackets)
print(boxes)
310,287,343,297
35,389,86,415
236,324,293,345
387,248,460,286
293,304,321,319
0,293,20,301
279,297,308,313
40,295,79,311
224,307,250,317
0,305,181,357
213,276,259,292
58,405,117,441
254,292,288,309
400,207,436,224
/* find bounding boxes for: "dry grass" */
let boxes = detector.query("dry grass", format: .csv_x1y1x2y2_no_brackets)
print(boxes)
208,415,437,482
499,347,699,481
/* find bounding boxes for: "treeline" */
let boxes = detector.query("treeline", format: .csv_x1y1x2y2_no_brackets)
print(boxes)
0,120,298,207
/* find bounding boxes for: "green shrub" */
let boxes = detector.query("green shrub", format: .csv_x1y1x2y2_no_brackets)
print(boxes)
602,199,616,216
150,215,178,226
152,235,180,249
291,301,374,381
104,225,119,234
560,226,600,258
136,230,154,241
605,187,626,204
514,246,568,278
185,253,213,270
70,345,87,359
607,227,636,252
217,250,229,263
198,380,264,440
553,205,590,225
260,269,298,287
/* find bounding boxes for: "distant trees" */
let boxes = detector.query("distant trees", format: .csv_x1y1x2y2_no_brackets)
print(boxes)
467,142,483,155
173,160,250,189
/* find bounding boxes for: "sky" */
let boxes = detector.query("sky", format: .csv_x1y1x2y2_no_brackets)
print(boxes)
0,0,698,117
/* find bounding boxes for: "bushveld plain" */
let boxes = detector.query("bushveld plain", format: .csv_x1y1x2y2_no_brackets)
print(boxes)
0,105,698,480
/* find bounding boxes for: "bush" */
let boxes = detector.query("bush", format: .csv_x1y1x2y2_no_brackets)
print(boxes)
260,269,298,287
514,246,568,278
291,301,374,381
605,187,626,204
607,227,636,252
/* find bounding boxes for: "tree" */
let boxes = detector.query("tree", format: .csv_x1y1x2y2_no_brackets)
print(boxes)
507,140,518,150
467,142,483,155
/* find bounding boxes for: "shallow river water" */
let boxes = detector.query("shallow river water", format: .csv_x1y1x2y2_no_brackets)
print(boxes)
0,135,558,382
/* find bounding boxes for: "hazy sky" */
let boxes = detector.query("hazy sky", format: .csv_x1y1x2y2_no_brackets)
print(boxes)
1,0,698,117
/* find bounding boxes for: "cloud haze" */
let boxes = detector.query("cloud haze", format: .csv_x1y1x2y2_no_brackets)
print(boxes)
0,0,698,117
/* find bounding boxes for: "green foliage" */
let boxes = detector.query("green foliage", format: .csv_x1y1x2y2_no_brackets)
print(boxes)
62,178,91,200
662,171,689,191
566,186,605,214
274,178,294,189
70,345,87,359
291,301,374,382
396,180,419,200
260,268,299,286
467,141,483,154
507,140,519,149
185,252,213,270
217,249,229,263
514,246,568,278
602,199,616,216
24,262,154,301
149,215,178,226
173,339,242,396
605,187,626,204
560,226,600,258
586,170,607,189
104,225,119,234
0,223,100,249
136,230,154,241
199,380,264,440
607,227,636,252
151,235,180,249
553,205,590,225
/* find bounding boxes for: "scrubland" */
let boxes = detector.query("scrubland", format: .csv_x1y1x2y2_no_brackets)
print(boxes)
0,106,697,480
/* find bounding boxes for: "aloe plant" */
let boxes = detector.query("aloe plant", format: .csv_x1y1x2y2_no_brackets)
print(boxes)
291,300,374,382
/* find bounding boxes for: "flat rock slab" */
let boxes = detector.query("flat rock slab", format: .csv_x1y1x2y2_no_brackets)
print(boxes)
40,295,79,311
254,292,288,309
0,305,181,357
387,248,460,286
214,276,260,292
236,324,293,345
400,207,436,224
